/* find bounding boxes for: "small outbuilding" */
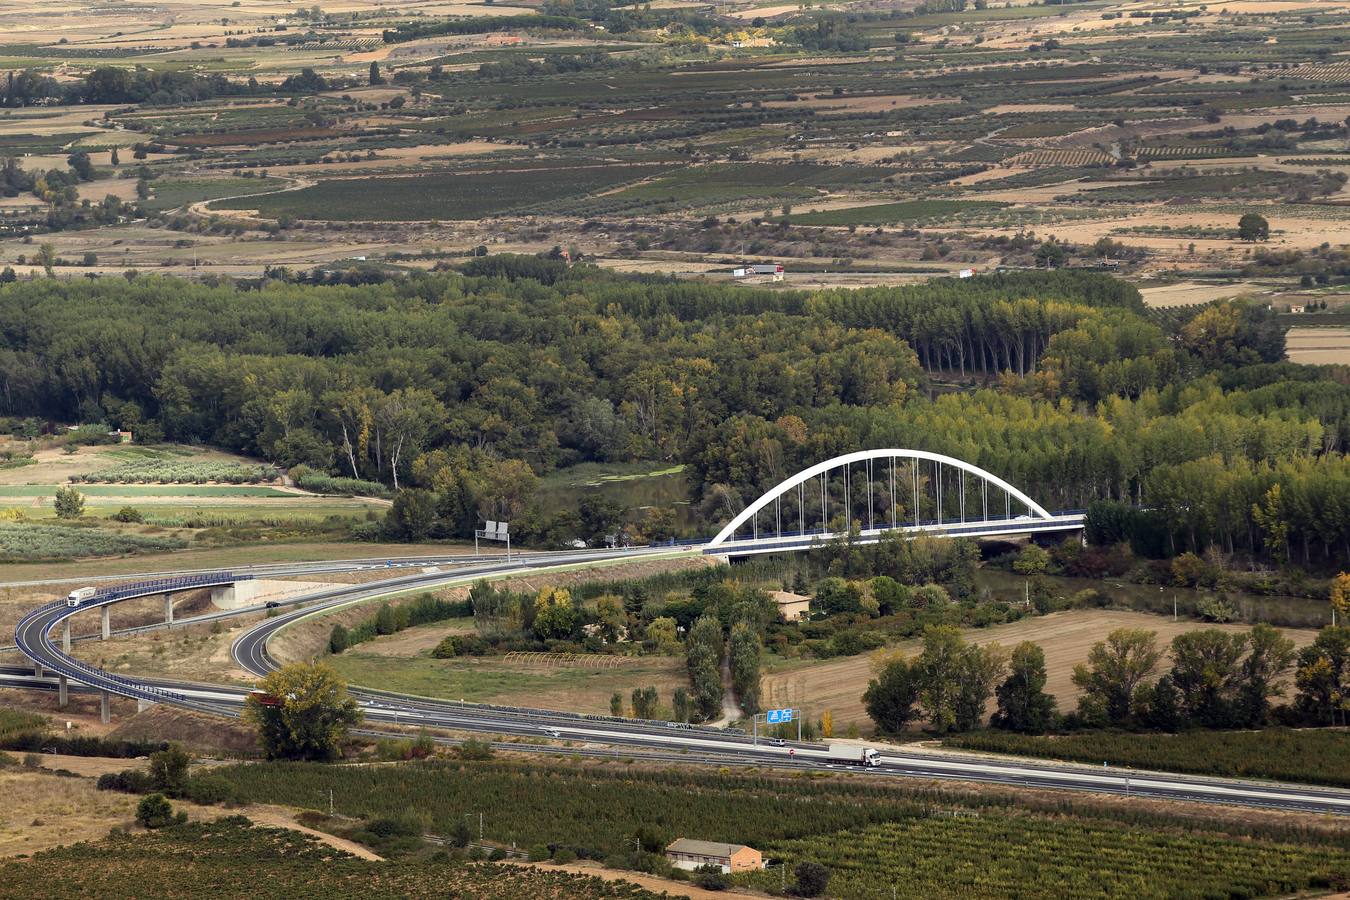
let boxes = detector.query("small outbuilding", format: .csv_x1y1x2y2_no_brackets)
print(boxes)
665,838,764,873
770,590,811,622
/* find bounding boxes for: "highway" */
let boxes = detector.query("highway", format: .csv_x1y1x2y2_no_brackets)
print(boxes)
9,545,1350,816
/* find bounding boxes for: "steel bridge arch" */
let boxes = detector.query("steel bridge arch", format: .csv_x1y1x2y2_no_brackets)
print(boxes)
707,448,1054,548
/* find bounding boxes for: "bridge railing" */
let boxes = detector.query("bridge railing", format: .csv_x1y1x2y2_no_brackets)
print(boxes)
711,510,1086,546
14,571,252,705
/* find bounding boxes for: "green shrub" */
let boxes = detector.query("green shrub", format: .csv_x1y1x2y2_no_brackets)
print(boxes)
182,775,234,805
112,506,145,523
97,769,156,794
136,794,176,829
75,461,272,484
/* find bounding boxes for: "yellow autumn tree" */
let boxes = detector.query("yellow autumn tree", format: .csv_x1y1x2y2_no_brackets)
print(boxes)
1332,573,1350,623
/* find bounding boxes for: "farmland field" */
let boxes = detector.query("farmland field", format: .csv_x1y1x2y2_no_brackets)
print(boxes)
212,758,1350,900
785,199,1009,226
0,523,186,560
0,817,667,899
942,729,1350,788
761,610,1318,733
1286,326,1350,365
327,640,689,712
213,166,667,221
141,176,287,213
738,816,1344,899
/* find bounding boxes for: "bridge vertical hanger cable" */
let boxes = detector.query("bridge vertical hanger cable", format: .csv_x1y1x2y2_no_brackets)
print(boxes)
959,469,965,523
889,455,896,531
912,461,919,528
867,457,873,533
935,459,942,527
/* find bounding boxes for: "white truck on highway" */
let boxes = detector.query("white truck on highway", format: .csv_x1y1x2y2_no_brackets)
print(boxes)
66,587,96,608
827,742,882,767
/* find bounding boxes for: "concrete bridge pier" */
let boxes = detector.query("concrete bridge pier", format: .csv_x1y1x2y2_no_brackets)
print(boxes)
101,606,110,641
99,690,110,724
32,660,42,678
58,675,68,708
62,619,71,653
136,699,154,714
164,592,174,627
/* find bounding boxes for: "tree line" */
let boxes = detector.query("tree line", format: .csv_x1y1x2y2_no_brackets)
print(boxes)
0,262,1345,562
865,621,1346,736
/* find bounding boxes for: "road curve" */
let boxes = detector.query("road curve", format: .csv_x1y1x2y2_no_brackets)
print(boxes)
11,550,1350,816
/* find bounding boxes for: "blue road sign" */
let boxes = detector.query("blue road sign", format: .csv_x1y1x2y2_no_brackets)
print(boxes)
766,708,793,724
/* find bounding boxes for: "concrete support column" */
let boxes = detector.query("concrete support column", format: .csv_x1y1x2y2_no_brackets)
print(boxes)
100,690,111,725
32,661,42,678
62,619,71,653
164,592,174,627
58,675,68,708
136,699,154,714
101,606,110,641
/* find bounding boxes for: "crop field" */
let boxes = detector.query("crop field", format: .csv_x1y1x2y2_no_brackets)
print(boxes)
71,459,274,484
1005,148,1114,167
327,646,688,713
214,166,666,221
761,610,1317,733
738,816,1343,899
0,818,667,900
943,729,1350,788
0,0,1344,276
785,199,1008,227
141,176,287,213
0,523,186,560
213,758,1350,900
1286,326,1350,365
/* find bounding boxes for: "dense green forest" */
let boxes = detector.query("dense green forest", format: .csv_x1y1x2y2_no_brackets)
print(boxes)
0,261,1346,559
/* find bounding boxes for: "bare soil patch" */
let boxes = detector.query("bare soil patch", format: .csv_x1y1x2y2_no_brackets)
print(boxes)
349,619,476,658
107,704,261,755
1140,281,1263,309
1286,326,1350,365
0,769,138,858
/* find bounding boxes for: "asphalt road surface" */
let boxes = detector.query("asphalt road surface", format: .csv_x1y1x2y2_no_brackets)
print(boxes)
9,548,1350,816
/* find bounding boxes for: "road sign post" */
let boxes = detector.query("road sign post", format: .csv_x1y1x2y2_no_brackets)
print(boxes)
475,520,512,561
755,708,799,745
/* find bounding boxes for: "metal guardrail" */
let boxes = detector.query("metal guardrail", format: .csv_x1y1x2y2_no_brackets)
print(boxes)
14,571,251,705
706,511,1088,549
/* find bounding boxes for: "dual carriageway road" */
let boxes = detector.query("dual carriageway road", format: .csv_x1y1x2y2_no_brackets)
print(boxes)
7,545,1350,817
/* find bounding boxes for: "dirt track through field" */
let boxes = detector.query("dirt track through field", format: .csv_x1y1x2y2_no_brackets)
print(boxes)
762,610,1318,731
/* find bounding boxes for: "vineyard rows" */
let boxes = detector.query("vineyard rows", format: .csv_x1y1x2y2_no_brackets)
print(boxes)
1288,61,1350,81
1136,146,1229,159
740,816,1347,899
0,817,664,900
1004,148,1113,167
501,651,627,669
944,728,1350,787
73,460,274,485
214,758,1350,899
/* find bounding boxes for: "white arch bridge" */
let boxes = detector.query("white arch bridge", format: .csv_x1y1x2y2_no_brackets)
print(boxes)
703,449,1086,557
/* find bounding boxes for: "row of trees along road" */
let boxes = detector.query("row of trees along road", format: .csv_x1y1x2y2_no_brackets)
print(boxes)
865,621,1346,736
